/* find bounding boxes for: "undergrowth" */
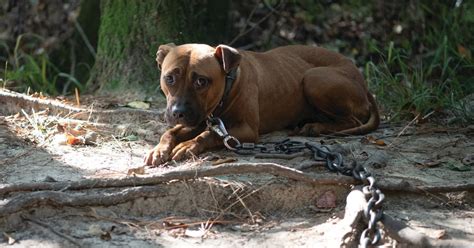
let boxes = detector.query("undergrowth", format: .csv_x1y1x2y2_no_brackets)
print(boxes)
365,2,474,123
1,34,84,96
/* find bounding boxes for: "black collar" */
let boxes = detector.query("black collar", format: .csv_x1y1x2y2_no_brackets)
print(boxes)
212,67,238,116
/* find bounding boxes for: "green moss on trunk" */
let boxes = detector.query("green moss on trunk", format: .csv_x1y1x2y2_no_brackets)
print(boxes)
90,0,230,94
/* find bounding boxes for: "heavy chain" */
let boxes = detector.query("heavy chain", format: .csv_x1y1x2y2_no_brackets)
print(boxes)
306,143,384,247
208,117,385,247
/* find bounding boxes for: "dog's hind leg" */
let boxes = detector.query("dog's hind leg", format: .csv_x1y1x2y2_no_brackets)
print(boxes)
299,66,376,136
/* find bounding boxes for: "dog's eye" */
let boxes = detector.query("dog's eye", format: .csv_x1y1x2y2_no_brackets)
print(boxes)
164,75,175,85
194,77,209,89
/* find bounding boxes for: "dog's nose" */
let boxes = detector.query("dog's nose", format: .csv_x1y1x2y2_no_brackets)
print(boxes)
171,104,186,119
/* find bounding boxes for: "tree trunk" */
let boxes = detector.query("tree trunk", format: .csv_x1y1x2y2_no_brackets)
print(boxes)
89,0,230,94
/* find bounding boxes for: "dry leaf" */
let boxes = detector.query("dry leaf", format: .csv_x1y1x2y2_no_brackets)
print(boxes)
66,133,84,145
211,157,238,165
457,45,472,59
433,229,447,239
361,135,386,146
126,101,150,110
316,190,337,209
56,123,66,133
127,166,145,175
416,159,442,168
100,231,112,241
3,232,16,245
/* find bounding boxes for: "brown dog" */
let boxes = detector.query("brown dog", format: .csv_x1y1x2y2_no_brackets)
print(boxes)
144,44,379,166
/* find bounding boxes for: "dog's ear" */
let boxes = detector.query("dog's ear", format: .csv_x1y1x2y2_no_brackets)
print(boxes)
214,45,241,73
156,43,175,70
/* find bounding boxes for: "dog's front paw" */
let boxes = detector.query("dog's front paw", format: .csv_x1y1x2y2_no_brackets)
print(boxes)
144,143,173,166
170,139,203,161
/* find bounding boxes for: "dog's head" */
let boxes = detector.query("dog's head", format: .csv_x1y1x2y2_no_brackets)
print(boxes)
156,43,241,127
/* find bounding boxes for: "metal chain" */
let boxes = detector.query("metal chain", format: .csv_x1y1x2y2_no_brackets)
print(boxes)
208,117,385,247
305,142,384,247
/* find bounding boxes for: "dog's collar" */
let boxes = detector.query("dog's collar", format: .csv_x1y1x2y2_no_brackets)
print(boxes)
212,67,238,116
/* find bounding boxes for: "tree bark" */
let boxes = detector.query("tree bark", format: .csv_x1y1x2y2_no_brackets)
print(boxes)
89,0,230,94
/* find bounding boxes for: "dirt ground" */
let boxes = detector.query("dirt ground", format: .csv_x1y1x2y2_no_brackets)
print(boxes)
0,89,473,247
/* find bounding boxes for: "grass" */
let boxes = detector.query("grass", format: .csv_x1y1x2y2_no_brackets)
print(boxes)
364,2,474,123
1,34,84,96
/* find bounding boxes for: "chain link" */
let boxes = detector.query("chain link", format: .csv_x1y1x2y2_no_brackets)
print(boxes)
208,117,385,247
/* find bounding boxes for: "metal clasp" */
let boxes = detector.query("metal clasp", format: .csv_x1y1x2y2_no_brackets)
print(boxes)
206,116,241,150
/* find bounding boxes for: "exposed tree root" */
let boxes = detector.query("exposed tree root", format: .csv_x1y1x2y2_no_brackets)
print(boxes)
1,162,471,199
0,162,472,246
0,162,356,197
0,89,163,124
376,179,474,193
0,186,168,217
23,216,83,247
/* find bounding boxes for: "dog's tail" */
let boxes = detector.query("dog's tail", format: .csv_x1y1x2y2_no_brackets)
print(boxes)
336,93,380,135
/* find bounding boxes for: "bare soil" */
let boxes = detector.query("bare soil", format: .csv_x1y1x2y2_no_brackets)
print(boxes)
0,89,473,247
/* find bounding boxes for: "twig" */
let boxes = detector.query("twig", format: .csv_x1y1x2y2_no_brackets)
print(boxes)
211,180,272,223
229,184,255,223
239,3,259,34
74,21,96,58
382,214,472,247
23,216,82,247
0,186,168,217
0,162,356,197
229,1,282,45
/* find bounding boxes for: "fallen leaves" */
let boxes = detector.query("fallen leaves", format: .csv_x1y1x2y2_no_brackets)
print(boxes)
2,232,16,245
457,45,472,59
53,124,98,146
126,101,150,110
433,229,447,239
315,190,337,209
211,157,238,166
127,166,145,176
361,135,386,146
415,159,442,169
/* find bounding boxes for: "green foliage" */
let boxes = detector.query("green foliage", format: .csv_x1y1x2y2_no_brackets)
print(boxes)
365,1,474,122
2,34,84,95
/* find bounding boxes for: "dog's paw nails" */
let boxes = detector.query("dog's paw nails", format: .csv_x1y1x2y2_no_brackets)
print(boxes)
170,140,201,161
144,145,172,166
